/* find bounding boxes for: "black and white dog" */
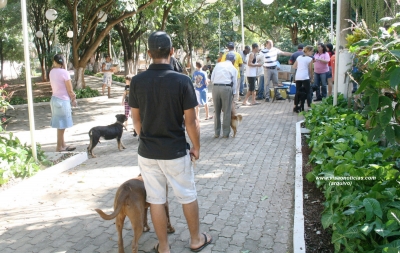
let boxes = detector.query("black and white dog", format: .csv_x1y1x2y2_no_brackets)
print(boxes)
87,114,127,158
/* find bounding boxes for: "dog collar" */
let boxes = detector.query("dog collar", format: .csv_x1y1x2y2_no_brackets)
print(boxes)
116,121,127,130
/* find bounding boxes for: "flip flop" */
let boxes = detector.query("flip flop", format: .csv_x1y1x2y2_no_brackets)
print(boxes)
154,243,170,253
59,146,76,152
190,233,212,252
205,116,214,120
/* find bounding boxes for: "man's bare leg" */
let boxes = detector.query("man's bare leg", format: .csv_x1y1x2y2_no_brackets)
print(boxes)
150,204,170,253
183,200,212,250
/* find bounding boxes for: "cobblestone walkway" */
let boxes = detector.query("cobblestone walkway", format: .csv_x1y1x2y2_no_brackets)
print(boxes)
0,75,302,253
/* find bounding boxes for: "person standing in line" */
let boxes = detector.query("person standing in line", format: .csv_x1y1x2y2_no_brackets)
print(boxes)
211,51,238,138
256,49,265,100
326,43,334,96
49,54,77,152
293,45,314,112
102,55,115,98
239,45,251,96
289,44,305,64
261,40,293,102
217,49,225,63
220,42,243,102
243,43,262,105
193,60,212,120
313,43,330,101
129,31,212,253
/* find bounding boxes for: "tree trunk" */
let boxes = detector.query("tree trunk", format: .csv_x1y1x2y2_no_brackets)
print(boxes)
74,67,85,89
40,57,47,82
289,23,299,45
0,40,4,85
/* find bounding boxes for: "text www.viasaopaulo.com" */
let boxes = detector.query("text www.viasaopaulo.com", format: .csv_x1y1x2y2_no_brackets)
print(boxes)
315,176,377,186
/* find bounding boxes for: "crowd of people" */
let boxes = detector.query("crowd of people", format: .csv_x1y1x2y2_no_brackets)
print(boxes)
48,30,340,252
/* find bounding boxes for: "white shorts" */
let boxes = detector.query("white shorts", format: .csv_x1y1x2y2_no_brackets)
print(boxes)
103,75,112,87
138,151,197,204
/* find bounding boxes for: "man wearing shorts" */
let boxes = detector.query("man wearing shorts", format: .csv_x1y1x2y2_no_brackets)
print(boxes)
193,60,212,120
129,31,212,253
102,55,114,98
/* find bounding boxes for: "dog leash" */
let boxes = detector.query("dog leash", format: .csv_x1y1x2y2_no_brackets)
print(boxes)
190,154,196,168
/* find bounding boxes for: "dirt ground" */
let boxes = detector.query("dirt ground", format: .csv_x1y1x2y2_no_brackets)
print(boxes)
302,135,335,252
2,77,52,99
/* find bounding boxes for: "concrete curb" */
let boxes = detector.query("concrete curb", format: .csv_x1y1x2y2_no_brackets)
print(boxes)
293,120,306,253
0,152,88,199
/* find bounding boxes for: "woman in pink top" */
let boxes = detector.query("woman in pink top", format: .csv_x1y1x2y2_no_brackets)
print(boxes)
312,43,330,101
49,54,77,152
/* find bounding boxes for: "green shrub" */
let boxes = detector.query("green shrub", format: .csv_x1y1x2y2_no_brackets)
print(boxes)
304,95,400,253
74,86,100,99
94,73,102,78
112,75,125,83
33,97,51,103
84,69,94,75
9,96,27,105
0,132,50,185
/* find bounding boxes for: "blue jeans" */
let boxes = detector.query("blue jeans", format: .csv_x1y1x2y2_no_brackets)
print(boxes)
314,72,327,99
239,70,244,93
257,75,265,99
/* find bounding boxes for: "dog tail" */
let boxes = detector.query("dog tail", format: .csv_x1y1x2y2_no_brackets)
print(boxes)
94,187,132,220
236,114,243,122
95,205,122,220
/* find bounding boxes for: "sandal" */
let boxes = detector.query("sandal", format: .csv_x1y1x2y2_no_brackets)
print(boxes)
205,116,213,120
154,243,170,253
190,233,212,252
58,146,76,152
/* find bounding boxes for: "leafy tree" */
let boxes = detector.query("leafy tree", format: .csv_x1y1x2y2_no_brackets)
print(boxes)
244,0,331,45
0,2,24,84
28,0,57,82
55,0,157,89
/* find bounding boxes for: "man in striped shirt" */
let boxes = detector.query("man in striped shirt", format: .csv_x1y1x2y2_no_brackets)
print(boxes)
261,40,293,102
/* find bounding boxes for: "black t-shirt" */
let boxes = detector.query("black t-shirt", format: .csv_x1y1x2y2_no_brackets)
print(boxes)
124,85,129,102
129,63,198,160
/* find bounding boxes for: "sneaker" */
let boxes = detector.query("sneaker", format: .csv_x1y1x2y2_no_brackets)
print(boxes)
256,97,263,100
313,98,322,101
276,97,285,100
265,98,270,102
239,92,245,96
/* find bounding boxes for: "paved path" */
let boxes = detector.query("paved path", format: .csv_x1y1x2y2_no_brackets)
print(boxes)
0,75,302,253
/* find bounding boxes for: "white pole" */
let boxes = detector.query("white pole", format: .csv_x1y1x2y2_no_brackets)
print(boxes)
21,0,37,161
333,0,341,106
331,0,334,42
240,0,245,48
218,11,221,51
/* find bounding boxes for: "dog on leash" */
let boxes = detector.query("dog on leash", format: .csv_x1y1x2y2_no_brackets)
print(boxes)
87,114,127,158
95,175,175,253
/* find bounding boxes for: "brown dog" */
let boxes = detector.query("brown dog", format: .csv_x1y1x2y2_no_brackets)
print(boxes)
231,114,243,137
95,176,175,253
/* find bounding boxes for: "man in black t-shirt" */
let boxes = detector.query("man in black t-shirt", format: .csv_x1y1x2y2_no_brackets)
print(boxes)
129,31,212,253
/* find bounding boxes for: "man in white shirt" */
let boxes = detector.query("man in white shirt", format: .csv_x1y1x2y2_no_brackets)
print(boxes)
211,52,238,138
261,40,292,102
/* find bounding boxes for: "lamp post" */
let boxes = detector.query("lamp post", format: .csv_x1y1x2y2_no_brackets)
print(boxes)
22,0,37,161
66,31,73,70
